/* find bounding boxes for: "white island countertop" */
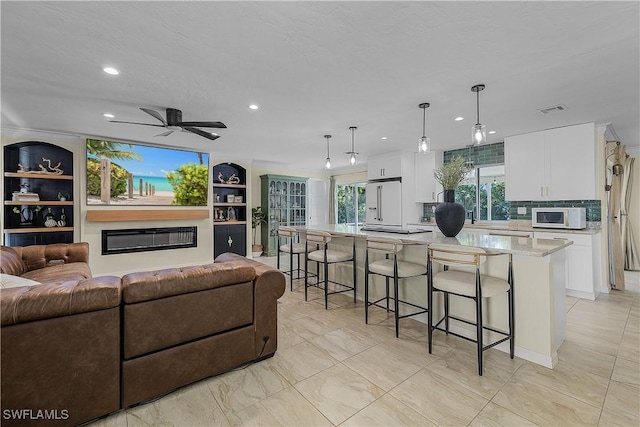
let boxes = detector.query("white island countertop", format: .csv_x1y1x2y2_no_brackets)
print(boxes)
300,224,572,257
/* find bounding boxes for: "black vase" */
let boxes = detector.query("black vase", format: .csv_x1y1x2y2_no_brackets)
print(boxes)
435,190,466,237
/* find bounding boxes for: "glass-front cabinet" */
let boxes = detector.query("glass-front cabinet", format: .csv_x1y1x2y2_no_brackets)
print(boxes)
260,174,308,256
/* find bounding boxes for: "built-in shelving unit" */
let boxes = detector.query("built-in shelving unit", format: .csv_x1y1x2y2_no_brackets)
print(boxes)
212,162,247,258
3,141,75,246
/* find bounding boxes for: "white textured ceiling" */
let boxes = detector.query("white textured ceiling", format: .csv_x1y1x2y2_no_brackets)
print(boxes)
2,1,638,170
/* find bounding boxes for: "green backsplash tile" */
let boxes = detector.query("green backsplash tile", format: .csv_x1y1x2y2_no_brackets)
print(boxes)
509,200,601,222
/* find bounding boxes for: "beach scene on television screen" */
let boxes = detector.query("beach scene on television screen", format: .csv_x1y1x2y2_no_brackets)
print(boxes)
86,139,209,206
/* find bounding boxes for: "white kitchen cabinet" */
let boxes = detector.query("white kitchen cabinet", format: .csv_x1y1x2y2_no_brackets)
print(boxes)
414,150,443,203
505,123,597,201
367,152,403,180
534,231,601,300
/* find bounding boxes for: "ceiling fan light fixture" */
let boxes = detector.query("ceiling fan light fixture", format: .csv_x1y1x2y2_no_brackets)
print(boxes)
471,84,486,145
346,126,358,166
324,134,332,170
417,102,431,154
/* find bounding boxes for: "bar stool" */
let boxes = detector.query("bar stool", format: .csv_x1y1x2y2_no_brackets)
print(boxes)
427,243,514,376
277,226,315,291
364,237,428,338
304,230,356,309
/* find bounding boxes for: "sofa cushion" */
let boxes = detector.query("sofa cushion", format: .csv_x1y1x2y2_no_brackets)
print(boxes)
0,246,26,276
1,276,122,326
21,262,92,283
0,273,41,289
122,262,256,304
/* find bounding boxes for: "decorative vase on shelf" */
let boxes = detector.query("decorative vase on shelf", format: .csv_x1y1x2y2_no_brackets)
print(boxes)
44,208,57,228
434,190,466,237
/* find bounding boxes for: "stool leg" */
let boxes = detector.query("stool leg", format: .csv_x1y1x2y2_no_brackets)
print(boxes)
509,259,515,359
289,249,294,292
365,250,370,324
385,277,390,312
427,255,433,354
444,293,450,335
324,260,329,309
304,252,309,302
476,295,483,376
394,275,400,338
352,241,357,303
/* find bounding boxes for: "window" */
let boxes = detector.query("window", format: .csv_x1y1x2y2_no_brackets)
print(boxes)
336,183,366,225
456,165,508,221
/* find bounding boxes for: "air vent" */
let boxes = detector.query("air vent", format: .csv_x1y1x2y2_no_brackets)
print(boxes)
538,104,568,114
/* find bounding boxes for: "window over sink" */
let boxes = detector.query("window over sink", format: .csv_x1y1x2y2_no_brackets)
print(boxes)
456,164,509,222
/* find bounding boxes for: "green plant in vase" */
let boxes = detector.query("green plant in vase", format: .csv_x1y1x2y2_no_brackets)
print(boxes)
433,156,469,237
251,207,268,256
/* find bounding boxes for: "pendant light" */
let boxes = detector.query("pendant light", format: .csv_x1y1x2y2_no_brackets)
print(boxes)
464,144,475,171
471,84,486,145
418,102,431,154
346,126,358,165
324,134,332,169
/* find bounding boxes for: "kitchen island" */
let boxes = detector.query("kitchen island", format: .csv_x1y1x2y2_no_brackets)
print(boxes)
295,224,572,368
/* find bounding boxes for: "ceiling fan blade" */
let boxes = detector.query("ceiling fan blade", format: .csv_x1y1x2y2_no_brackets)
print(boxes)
109,120,165,127
155,130,174,137
183,127,220,141
140,107,167,125
177,121,227,129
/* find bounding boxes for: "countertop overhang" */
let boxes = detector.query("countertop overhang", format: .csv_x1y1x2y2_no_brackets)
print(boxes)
299,224,572,257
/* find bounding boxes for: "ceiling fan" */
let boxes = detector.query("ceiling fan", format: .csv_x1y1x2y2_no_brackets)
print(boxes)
109,107,227,141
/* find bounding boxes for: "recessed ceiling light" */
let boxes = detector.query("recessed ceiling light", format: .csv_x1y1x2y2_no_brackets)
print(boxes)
454,117,464,121
103,67,119,75
103,113,114,118
488,130,496,135
381,136,387,140
249,104,259,110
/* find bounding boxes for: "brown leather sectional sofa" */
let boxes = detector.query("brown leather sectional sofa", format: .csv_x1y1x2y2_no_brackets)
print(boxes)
0,244,285,427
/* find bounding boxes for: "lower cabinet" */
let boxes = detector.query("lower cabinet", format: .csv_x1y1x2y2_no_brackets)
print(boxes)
214,224,246,258
534,231,601,300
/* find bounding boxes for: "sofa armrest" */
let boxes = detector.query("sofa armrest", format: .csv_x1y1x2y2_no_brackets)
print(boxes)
11,242,90,272
215,253,286,357
1,275,121,326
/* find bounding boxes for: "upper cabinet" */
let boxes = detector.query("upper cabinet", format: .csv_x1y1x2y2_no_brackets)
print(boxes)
367,152,403,180
414,150,443,203
505,123,597,201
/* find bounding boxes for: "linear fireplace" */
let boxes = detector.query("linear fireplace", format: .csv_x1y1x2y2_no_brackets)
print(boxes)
102,227,197,255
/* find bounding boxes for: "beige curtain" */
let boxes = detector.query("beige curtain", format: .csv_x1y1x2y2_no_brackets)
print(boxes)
608,143,626,289
328,176,336,224
621,156,639,270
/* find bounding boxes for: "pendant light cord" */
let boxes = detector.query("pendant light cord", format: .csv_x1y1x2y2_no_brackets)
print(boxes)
422,106,427,137
476,89,480,125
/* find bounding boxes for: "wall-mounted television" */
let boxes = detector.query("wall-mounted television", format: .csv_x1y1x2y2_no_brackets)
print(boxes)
86,139,209,206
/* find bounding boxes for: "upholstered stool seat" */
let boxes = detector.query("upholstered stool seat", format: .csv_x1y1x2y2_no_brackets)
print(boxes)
305,230,356,309
364,237,428,338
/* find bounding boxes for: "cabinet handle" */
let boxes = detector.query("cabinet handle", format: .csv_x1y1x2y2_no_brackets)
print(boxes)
546,186,549,197
227,235,233,247
432,192,435,200
540,187,544,197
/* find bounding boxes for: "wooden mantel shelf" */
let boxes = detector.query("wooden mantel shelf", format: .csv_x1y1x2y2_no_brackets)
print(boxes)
86,209,210,222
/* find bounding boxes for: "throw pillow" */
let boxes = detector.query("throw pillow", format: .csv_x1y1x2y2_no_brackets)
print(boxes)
0,273,41,289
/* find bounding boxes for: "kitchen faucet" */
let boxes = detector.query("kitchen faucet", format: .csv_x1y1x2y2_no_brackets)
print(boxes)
469,209,476,224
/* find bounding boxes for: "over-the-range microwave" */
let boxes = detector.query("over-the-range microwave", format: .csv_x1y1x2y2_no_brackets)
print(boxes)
531,207,586,229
